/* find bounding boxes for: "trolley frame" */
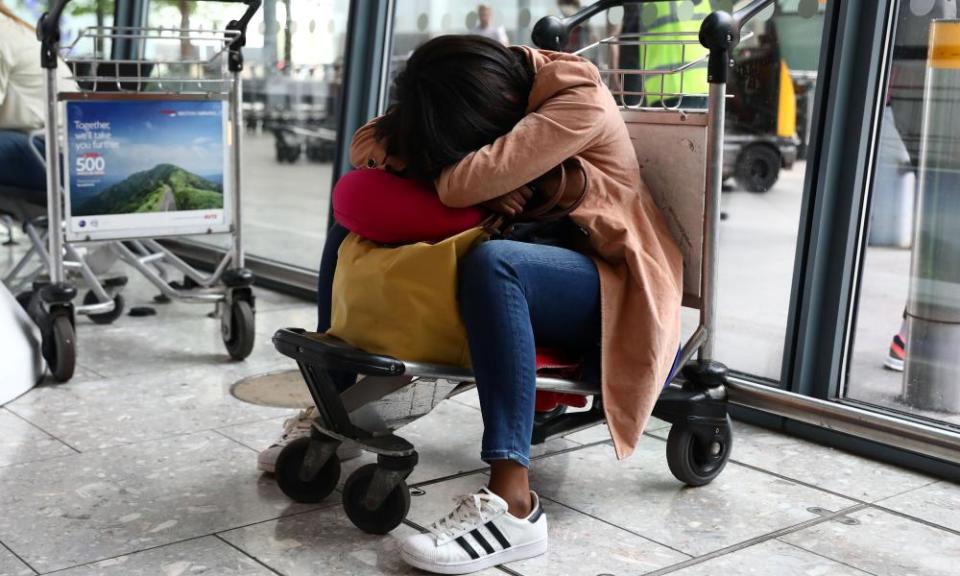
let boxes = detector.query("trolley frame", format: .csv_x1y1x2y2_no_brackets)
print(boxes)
11,0,264,381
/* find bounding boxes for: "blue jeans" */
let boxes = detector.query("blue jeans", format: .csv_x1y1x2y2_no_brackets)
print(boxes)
459,240,601,468
0,130,46,203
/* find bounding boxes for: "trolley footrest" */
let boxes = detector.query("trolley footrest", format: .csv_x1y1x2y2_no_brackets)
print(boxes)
273,329,406,377
272,328,600,396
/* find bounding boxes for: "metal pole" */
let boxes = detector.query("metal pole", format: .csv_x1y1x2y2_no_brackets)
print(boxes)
231,72,245,268
700,80,726,361
903,20,960,413
43,69,64,285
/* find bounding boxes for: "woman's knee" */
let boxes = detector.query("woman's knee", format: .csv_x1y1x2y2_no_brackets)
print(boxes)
458,241,521,300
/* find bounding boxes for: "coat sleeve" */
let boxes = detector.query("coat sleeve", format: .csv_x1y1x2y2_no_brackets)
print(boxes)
435,65,608,208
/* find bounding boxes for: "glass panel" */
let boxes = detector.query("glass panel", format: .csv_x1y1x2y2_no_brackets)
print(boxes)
145,0,349,271
845,1,960,429
383,0,828,382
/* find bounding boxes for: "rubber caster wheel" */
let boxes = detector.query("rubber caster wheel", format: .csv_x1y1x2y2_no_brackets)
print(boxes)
223,300,255,360
666,416,733,486
83,290,125,325
735,145,781,193
342,463,411,535
48,315,76,383
275,437,341,503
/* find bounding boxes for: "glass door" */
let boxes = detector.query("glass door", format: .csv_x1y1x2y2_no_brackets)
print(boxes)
145,0,351,273
381,0,830,384
844,0,960,430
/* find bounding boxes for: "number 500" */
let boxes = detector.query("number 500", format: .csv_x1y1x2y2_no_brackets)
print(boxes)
76,156,105,173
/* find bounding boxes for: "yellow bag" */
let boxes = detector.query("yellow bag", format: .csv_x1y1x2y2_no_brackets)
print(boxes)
327,227,488,367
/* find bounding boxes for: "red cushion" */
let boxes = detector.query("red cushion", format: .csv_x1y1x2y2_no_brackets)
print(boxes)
333,169,487,244
534,348,589,412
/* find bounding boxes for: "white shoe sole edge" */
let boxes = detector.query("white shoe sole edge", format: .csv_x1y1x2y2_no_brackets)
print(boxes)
401,537,548,575
884,356,905,372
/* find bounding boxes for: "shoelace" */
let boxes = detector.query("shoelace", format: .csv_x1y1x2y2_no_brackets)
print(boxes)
280,408,314,441
428,493,497,542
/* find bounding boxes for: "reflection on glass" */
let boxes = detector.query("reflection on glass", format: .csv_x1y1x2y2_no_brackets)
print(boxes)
847,2,960,427
384,1,826,382
148,0,349,270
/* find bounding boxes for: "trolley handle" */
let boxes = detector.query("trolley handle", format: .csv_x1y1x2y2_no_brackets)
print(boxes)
36,0,262,71
531,0,777,84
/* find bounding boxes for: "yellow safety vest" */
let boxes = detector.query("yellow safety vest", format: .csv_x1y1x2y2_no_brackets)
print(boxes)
640,1,712,104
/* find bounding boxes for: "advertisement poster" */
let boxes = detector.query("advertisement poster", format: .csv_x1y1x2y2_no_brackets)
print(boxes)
64,98,231,241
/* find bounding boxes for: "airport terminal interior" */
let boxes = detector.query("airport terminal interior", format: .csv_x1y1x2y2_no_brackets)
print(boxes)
1,0,959,575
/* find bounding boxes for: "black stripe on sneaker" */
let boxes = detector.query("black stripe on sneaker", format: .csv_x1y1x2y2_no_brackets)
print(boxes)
470,529,495,555
485,521,511,549
455,536,480,559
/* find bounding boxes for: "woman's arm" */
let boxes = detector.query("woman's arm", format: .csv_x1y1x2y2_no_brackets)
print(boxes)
435,67,607,208
349,118,386,169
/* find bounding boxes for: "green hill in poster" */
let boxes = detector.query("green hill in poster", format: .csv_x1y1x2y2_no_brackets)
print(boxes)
74,164,223,216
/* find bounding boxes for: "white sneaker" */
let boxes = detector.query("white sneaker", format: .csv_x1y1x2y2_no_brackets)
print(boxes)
400,488,548,575
257,407,362,473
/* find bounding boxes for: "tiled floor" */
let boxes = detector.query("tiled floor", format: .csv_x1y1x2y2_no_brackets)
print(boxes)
2,237,960,576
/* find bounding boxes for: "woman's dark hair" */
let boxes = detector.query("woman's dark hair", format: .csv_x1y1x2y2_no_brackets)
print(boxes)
375,35,534,179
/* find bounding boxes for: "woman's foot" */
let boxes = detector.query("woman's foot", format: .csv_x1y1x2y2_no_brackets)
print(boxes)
884,331,907,372
400,488,548,575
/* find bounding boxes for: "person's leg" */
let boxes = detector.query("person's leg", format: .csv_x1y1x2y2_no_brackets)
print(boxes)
258,221,353,473
316,222,350,332
459,240,600,516
0,130,47,202
400,240,599,574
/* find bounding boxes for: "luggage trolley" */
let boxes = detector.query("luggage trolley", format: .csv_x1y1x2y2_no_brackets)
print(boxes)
271,0,776,535
17,0,262,381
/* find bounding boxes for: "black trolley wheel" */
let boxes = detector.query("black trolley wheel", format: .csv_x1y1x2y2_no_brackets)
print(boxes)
223,299,255,360
275,437,341,503
666,415,733,486
49,315,77,382
342,463,411,535
735,144,781,193
82,290,125,325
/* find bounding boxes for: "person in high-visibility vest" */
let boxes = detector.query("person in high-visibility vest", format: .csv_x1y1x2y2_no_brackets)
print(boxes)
620,1,712,108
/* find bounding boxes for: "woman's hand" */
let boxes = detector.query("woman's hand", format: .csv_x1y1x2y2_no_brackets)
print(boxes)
482,186,533,216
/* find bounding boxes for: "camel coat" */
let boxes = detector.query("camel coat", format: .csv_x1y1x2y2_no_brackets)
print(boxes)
350,47,683,459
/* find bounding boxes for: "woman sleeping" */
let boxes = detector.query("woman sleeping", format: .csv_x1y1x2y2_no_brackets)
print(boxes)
262,35,683,575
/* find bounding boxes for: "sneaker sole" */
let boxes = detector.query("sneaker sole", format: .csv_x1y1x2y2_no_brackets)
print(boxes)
884,357,905,372
401,537,548,575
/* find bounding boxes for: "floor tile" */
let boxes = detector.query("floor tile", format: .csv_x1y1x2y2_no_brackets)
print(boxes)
781,507,960,576
6,364,294,452
0,545,32,576
878,480,960,532
565,417,671,445
405,474,690,576
71,305,299,380
0,431,312,573
667,539,872,576
528,440,854,556
0,408,75,467
219,506,501,576
50,536,273,576
217,415,292,453
723,421,935,501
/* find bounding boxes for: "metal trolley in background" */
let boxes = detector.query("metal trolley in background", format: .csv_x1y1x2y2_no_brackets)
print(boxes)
12,0,262,381
269,0,776,535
